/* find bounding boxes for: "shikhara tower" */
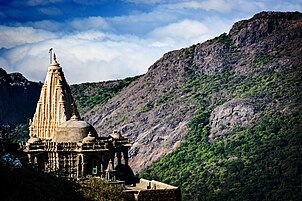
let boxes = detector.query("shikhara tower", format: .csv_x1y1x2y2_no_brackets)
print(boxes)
29,54,80,140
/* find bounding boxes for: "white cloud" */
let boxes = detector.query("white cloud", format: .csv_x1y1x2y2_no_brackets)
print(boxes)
147,18,232,49
38,7,62,16
271,1,302,11
70,17,110,31
0,27,166,84
2,0,301,84
149,19,208,41
0,8,233,84
198,0,233,12
68,31,106,41
27,20,65,32
0,26,57,48
164,0,266,13
108,9,178,36
168,0,232,12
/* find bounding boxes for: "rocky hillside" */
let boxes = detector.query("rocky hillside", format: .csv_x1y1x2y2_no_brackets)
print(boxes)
140,12,302,200
70,75,141,114
0,68,42,127
82,11,302,175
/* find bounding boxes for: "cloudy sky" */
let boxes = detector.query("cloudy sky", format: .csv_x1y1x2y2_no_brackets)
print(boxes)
0,0,301,83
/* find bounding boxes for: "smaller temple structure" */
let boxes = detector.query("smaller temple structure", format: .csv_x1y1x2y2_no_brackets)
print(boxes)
125,178,181,201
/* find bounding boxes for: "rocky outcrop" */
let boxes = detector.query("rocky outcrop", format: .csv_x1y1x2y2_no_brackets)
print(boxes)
209,99,255,141
229,11,302,75
0,68,42,126
193,41,230,75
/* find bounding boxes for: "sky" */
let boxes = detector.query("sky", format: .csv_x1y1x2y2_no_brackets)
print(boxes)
0,0,301,84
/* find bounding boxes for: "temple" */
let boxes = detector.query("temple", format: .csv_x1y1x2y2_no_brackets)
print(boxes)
24,54,132,181
22,52,180,200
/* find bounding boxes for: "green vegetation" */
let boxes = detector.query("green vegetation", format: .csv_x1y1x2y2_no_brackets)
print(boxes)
253,52,276,68
71,75,141,113
79,177,133,201
141,43,302,200
211,33,233,50
7,124,29,143
156,96,169,106
141,112,302,201
0,123,29,145
182,44,196,57
140,101,154,113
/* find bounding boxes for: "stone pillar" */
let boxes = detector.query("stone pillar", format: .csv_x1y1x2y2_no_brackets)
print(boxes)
100,164,104,174
82,154,87,177
77,154,82,179
34,156,38,169
28,153,32,166
55,152,59,171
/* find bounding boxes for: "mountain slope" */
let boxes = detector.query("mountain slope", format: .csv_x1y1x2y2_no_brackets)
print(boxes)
83,11,302,175
0,68,42,127
139,12,302,200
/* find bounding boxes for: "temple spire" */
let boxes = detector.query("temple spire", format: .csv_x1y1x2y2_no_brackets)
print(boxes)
29,51,80,140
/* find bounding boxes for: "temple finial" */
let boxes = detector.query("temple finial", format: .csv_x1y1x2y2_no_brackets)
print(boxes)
49,48,53,64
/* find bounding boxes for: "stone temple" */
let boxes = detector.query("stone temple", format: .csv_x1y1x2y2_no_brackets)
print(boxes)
22,53,180,200
24,54,132,181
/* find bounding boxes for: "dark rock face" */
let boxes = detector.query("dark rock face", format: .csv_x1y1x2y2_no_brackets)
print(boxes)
0,68,42,126
193,42,230,75
82,11,302,173
229,11,302,48
229,11,302,75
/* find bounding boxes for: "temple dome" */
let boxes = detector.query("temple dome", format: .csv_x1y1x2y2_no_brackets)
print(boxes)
53,115,97,142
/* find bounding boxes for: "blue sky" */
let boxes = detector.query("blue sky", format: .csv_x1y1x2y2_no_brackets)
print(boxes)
0,0,301,83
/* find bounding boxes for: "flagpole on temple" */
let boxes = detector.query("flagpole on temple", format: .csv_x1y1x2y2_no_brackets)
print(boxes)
49,48,53,64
